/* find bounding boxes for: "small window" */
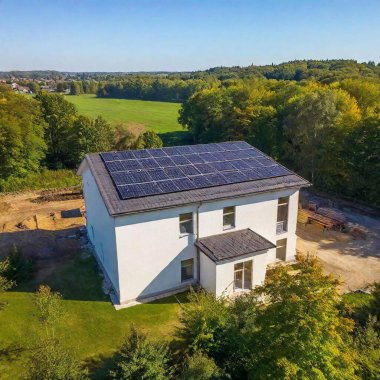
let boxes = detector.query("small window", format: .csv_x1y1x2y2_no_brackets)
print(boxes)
276,238,287,260
223,206,235,229
179,213,193,234
181,259,194,282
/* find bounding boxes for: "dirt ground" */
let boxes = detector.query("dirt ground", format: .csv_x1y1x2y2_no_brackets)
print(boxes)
297,191,380,292
0,191,85,260
1,189,379,293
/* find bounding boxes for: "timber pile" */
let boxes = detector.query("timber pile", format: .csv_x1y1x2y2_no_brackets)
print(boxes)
298,207,346,231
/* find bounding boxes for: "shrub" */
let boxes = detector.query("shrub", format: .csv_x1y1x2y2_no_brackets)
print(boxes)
110,326,173,380
27,336,86,380
0,256,15,292
5,245,35,284
0,169,80,193
34,285,63,328
180,352,221,380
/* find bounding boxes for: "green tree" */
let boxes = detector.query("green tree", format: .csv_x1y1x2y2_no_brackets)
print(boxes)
110,326,173,380
27,336,86,380
35,92,77,168
0,256,15,292
0,86,46,177
248,254,357,379
70,115,113,165
354,316,380,379
70,81,82,95
27,285,85,379
134,131,163,149
282,85,360,185
27,82,40,93
181,352,221,380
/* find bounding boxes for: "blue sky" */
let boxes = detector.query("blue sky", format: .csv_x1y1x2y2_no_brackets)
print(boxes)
1,0,379,71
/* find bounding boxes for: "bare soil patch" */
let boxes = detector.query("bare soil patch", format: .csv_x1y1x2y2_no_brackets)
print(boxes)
0,190,84,259
297,190,380,292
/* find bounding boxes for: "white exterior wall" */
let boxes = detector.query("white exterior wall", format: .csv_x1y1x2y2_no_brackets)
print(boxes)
200,252,216,293
82,167,120,296
215,251,270,297
114,206,198,304
113,188,299,303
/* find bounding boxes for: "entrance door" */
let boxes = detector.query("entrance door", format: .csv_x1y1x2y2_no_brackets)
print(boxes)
234,260,252,291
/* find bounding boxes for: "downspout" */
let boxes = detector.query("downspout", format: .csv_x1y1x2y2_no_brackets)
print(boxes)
196,201,202,285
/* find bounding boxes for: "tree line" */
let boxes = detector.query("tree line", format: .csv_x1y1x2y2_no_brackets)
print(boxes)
1,252,379,379
0,85,163,190
179,78,380,206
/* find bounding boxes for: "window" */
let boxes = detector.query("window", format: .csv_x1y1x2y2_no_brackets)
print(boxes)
277,196,289,234
181,259,194,282
276,238,287,260
234,260,252,291
223,206,235,229
179,212,193,234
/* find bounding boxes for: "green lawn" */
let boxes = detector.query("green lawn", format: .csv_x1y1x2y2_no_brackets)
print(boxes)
66,94,189,145
0,252,187,379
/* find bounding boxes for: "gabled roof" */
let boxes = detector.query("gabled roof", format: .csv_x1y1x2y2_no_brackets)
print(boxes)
196,228,276,263
78,142,310,216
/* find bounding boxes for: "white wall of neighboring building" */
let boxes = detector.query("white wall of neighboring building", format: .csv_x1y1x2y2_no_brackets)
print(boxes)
81,167,120,296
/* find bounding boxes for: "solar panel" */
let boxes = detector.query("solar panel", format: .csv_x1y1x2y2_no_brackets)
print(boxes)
100,141,291,200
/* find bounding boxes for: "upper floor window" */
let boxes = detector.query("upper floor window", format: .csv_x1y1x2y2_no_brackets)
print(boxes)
277,196,289,234
223,206,235,229
179,212,193,234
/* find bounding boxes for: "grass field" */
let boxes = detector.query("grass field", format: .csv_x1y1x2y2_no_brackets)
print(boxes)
66,94,189,145
0,252,187,379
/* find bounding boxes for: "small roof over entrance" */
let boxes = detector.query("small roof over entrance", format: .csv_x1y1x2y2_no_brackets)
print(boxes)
196,228,276,263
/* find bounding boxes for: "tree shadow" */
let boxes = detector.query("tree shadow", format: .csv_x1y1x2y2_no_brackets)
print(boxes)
0,343,25,363
159,130,192,146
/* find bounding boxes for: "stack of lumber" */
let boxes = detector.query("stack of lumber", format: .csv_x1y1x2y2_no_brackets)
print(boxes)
298,207,346,231
317,207,346,224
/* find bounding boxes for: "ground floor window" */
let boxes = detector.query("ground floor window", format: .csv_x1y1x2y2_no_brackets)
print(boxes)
234,260,252,291
276,238,287,260
181,258,194,282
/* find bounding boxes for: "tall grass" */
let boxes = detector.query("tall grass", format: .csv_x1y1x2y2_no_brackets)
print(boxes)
0,169,81,193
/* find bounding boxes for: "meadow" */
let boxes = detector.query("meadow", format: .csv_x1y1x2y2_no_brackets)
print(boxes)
65,94,189,145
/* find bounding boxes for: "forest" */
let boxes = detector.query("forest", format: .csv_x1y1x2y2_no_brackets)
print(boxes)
1,59,380,205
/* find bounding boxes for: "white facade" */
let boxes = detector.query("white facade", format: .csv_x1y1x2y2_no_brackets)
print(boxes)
80,164,299,306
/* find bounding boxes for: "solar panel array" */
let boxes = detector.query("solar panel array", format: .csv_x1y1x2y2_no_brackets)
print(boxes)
100,141,291,200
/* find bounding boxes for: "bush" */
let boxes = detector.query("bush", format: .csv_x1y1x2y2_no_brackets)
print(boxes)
0,169,80,193
5,245,35,284
0,256,15,292
181,352,221,380
27,336,86,380
110,326,173,380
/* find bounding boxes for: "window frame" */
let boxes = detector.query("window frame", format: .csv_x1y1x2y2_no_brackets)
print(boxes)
223,206,236,230
276,238,287,260
276,196,289,234
179,212,193,235
181,258,194,282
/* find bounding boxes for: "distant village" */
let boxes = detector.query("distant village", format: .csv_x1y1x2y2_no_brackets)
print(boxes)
0,77,71,94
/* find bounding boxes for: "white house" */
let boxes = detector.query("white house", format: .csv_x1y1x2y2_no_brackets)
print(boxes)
78,141,309,307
